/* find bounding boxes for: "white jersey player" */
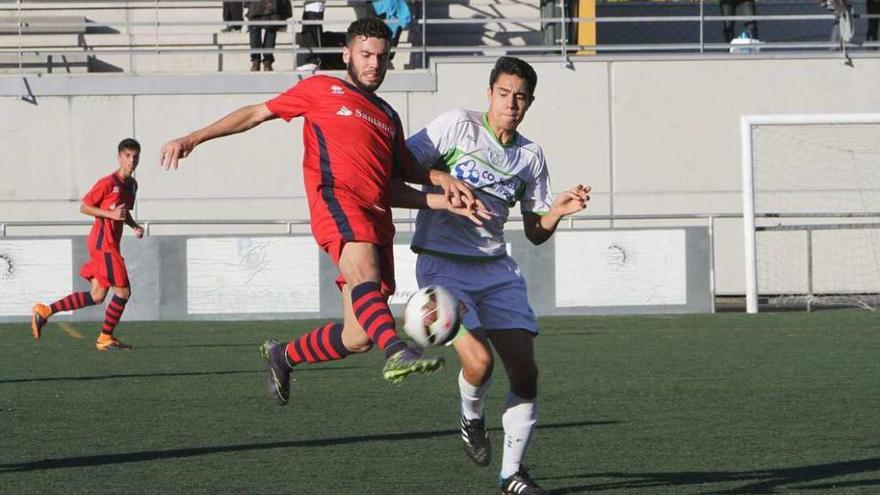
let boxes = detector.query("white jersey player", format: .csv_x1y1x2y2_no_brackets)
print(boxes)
406,56,591,495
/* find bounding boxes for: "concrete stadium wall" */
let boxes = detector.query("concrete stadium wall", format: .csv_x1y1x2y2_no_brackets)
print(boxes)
2,53,880,296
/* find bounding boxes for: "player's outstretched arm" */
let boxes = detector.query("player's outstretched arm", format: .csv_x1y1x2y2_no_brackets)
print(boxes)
523,184,591,245
159,103,278,170
389,179,491,225
401,157,478,211
427,169,480,211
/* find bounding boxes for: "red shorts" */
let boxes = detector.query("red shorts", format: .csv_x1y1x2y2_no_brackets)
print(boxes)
309,187,396,295
323,239,396,296
79,249,130,288
309,187,395,247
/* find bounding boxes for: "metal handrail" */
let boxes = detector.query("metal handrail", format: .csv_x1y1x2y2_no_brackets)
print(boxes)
5,211,878,237
1,1,878,75
1,14,870,29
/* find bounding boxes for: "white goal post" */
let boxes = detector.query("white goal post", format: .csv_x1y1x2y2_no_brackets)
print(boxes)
741,113,880,313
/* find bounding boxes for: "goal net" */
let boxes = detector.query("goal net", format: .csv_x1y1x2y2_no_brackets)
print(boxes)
741,114,880,312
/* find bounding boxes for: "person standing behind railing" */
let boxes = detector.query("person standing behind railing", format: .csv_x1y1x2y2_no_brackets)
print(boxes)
296,0,326,71
720,0,758,43
868,0,879,46
370,0,412,60
297,1,411,71
248,0,292,71
221,1,244,32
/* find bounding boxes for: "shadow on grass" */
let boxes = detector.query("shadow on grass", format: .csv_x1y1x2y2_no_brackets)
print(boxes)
135,343,267,349
0,366,362,384
545,457,880,494
0,420,617,473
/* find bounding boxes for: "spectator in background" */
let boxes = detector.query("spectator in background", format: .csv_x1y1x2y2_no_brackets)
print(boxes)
371,0,412,60
248,0,292,71
720,0,758,43
825,0,856,49
298,1,412,71
221,1,244,32
296,0,326,71
868,0,879,46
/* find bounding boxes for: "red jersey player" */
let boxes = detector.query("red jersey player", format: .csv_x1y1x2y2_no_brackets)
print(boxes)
32,138,145,351
159,17,488,406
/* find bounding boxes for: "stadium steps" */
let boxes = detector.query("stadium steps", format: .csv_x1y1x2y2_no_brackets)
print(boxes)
0,1,542,74
0,51,89,74
0,15,87,35
422,1,543,50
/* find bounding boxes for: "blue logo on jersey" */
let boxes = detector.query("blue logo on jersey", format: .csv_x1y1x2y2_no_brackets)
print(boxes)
453,160,481,185
452,159,522,205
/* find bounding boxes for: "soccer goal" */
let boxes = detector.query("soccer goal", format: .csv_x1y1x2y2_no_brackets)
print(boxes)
741,114,880,313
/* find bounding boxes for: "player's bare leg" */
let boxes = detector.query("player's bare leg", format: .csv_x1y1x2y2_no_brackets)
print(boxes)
454,330,494,466
337,242,444,383
488,330,545,495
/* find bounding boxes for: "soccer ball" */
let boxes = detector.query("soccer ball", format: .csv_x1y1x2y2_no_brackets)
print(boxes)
403,285,460,347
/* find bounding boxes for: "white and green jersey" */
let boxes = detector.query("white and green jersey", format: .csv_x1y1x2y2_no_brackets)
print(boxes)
406,109,553,260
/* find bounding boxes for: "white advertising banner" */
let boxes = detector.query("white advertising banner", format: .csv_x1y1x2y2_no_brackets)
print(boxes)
389,244,418,305
555,230,687,307
0,240,72,316
187,237,320,314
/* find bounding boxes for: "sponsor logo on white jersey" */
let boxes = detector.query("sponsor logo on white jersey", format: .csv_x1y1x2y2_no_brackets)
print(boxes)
336,106,353,117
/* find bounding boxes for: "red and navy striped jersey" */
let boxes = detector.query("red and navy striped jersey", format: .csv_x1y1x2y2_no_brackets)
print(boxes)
83,172,137,251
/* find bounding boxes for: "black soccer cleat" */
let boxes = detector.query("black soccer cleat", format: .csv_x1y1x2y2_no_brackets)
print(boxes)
460,415,491,466
260,339,291,406
499,467,547,495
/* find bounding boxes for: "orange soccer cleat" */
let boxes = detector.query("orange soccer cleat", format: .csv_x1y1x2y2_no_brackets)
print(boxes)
95,334,132,352
31,303,52,340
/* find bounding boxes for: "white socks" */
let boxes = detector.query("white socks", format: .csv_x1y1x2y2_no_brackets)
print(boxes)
500,391,537,479
459,369,492,420
459,370,538,479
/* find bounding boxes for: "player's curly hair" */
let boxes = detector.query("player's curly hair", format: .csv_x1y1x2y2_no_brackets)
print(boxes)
346,17,392,45
118,137,141,154
490,56,538,96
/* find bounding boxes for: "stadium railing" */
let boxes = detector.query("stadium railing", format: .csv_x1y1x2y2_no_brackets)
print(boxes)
0,0,877,76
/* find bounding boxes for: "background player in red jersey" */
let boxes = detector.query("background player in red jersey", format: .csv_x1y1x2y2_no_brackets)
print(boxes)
32,138,145,351
159,17,488,406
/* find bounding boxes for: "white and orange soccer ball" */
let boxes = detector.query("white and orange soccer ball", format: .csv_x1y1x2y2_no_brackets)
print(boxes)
403,285,460,347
